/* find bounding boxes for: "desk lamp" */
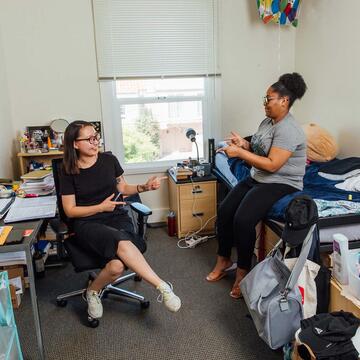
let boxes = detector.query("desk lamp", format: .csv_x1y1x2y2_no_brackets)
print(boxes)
185,128,199,165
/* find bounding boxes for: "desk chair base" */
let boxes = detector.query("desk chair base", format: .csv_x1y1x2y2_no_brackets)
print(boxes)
56,271,150,327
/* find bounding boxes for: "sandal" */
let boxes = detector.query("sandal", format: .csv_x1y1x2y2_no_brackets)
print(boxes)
206,262,237,282
230,284,243,299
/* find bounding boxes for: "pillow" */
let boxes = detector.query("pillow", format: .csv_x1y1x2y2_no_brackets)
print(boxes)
302,123,338,162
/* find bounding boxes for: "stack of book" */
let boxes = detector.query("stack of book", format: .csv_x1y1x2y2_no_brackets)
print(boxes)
20,170,55,196
169,166,193,181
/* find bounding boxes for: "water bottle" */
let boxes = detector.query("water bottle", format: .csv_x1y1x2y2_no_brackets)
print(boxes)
167,211,176,237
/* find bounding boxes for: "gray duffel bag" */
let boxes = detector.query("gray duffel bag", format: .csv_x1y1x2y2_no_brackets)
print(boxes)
240,224,316,350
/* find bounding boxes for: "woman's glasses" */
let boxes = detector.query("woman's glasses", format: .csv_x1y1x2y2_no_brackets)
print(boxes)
263,95,278,106
76,133,100,145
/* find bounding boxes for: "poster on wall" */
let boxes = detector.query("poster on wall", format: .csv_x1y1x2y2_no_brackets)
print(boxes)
257,0,302,27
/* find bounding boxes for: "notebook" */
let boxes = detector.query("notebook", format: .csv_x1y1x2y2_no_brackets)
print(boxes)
0,226,13,245
4,196,57,223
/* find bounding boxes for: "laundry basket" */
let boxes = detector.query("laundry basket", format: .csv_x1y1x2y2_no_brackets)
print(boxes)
0,271,23,360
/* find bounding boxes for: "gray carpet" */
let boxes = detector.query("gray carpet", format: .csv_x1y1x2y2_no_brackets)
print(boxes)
14,227,282,360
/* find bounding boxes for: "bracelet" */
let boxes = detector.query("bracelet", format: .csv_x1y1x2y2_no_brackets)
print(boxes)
137,184,141,193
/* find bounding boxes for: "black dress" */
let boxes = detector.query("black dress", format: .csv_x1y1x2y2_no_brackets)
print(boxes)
60,153,145,264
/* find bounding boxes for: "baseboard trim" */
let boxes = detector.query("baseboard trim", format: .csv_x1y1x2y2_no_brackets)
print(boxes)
147,207,169,224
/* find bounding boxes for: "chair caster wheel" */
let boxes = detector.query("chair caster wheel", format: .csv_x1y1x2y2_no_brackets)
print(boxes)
56,299,67,307
134,275,142,282
140,300,150,309
87,317,99,328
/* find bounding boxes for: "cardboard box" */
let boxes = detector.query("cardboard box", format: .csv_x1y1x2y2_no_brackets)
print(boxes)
329,278,360,318
1,265,25,290
263,224,280,255
9,284,22,309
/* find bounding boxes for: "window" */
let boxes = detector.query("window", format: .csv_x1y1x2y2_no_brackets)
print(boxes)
93,0,221,170
117,78,204,164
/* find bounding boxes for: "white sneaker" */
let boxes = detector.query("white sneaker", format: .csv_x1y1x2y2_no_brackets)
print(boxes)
85,290,103,319
157,282,181,312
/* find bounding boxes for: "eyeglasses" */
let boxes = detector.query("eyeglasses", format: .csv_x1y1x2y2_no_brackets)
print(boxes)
263,95,279,106
76,133,100,145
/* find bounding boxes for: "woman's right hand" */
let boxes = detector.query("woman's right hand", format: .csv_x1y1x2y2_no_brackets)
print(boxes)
225,131,247,148
99,193,124,212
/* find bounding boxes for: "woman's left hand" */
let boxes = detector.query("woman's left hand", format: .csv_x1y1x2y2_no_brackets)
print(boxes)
217,144,243,158
144,176,168,191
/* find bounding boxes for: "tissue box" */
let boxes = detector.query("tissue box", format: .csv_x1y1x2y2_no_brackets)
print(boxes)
348,251,360,300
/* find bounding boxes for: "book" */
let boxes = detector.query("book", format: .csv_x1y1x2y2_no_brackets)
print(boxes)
0,226,13,245
21,170,52,181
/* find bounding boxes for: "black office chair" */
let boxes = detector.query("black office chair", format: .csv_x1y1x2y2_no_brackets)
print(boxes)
50,158,152,328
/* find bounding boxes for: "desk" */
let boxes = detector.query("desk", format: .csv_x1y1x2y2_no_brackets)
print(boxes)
0,219,45,360
17,151,64,176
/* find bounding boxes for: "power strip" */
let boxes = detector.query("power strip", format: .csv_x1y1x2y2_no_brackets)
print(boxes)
185,236,209,248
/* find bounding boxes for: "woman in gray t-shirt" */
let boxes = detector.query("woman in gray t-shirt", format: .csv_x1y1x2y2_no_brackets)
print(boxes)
206,73,307,299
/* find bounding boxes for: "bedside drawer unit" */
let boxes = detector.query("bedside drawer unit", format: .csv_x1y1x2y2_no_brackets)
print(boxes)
179,182,215,200
168,176,217,239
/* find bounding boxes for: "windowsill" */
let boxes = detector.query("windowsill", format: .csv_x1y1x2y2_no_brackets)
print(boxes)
123,158,205,175
123,164,170,175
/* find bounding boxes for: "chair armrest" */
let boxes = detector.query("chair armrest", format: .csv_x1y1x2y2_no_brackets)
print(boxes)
49,218,69,236
130,202,152,217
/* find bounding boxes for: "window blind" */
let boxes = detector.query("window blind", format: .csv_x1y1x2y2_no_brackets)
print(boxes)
92,0,218,79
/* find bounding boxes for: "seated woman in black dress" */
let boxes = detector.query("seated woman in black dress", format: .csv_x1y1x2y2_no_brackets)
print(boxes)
60,121,181,319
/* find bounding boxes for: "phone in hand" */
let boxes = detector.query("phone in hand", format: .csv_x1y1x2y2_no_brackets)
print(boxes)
113,192,124,203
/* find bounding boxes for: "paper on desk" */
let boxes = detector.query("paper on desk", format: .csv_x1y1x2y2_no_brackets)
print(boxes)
4,195,57,223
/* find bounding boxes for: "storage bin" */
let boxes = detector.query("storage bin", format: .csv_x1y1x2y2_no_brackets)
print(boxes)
0,272,13,326
0,272,23,360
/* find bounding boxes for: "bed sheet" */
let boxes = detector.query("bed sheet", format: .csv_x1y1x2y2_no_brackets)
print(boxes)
214,153,360,221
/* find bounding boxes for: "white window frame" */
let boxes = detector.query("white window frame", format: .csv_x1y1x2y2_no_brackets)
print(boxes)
100,76,221,174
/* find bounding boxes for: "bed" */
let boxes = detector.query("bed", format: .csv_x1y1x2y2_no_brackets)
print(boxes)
213,152,360,253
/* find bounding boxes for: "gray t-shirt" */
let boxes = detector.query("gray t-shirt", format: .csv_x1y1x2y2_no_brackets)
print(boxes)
250,113,306,190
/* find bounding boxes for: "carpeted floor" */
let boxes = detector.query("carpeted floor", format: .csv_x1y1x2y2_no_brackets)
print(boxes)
14,227,282,360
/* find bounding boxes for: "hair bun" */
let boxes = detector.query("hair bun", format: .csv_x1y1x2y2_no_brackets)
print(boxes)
279,72,307,100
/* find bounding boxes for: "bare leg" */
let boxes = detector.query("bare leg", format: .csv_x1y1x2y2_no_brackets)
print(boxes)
88,259,125,292
206,255,234,281
117,240,163,288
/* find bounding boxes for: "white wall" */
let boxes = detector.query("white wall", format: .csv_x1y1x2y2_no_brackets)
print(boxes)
0,0,101,142
295,0,360,158
219,0,296,139
0,25,14,178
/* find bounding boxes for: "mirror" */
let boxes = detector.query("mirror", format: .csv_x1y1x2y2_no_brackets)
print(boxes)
50,118,69,133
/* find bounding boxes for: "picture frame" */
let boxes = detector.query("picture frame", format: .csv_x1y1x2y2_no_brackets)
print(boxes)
26,126,54,150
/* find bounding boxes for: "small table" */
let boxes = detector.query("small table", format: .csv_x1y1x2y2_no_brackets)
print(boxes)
168,172,217,238
0,219,45,360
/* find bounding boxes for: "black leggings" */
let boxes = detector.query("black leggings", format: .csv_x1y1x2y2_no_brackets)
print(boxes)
217,176,297,270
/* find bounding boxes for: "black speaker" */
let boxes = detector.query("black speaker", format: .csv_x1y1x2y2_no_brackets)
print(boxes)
208,138,215,167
